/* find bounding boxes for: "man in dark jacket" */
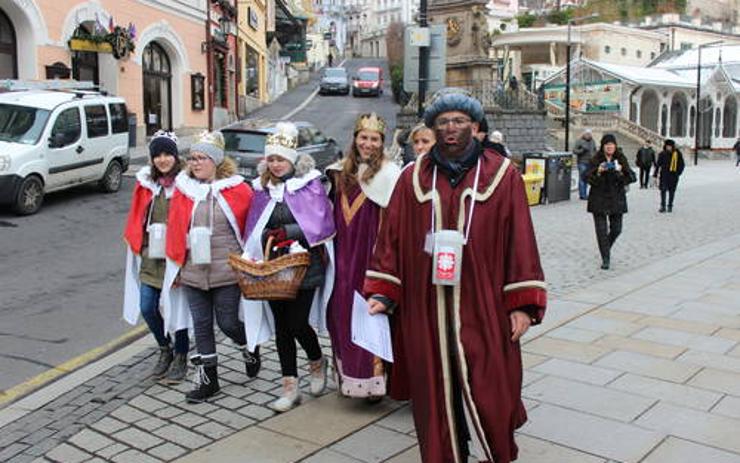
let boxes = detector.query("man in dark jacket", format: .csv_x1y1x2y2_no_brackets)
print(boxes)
654,139,685,213
573,129,597,200
635,140,656,189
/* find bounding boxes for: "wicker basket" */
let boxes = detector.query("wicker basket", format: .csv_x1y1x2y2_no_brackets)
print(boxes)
229,236,310,300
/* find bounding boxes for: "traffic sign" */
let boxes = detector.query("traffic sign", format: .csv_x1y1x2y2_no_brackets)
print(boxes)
403,25,446,94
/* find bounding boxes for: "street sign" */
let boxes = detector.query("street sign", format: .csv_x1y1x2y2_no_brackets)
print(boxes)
403,25,446,94
408,27,430,47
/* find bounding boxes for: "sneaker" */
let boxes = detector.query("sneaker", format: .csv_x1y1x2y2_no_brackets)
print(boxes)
242,346,261,379
162,353,187,384
270,377,301,412
151,346,173,378
308,357,328,396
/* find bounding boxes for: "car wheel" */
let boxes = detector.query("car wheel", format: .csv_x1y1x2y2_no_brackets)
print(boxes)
100,160,123,193
14,175,44,215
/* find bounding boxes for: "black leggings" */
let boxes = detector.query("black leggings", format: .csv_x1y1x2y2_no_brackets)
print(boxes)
593,213,623,261
269,289,322,377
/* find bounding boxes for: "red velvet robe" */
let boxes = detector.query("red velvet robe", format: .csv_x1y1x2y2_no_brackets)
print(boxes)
363,150,546,463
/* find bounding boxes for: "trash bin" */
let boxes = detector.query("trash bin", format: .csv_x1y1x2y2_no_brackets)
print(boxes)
523,152,573,203
522,173,544,206
127,113,137,148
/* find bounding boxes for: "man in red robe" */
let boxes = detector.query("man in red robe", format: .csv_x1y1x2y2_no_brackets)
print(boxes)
363,91,546,463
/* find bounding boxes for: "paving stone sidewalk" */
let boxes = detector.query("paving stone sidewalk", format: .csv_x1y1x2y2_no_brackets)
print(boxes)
2,161,740,463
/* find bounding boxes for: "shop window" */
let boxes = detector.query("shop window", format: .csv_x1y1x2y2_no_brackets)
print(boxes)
84,105,109,138
109,103,128,134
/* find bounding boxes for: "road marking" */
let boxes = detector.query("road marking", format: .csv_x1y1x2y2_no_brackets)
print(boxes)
0,325,148,407
280,59,347,121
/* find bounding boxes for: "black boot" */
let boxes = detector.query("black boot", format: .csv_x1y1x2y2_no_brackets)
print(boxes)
601,256,610,270
242,345,261,379
151,346,173,378
185,354,220,403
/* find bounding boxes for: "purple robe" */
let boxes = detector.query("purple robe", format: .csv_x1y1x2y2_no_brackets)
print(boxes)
328,183,386,397
244,177,335,246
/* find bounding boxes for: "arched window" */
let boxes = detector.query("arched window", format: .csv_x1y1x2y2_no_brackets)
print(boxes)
142,42,172,135
689,106,695,137
640,89,660,133
0,8,18,78
715,107,721,138
722,97,737,138
670,93,688,137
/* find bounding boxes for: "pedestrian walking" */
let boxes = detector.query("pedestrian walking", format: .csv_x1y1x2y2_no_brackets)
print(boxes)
585,133,636,270
327,53,333,67
654,139,685,213
123,131,190,384
734,137,740,167
473,118,507,157
165,131,260,403
363,92,547,463
509,74,519,92
409,122,436,159
573,129,596,200
242,122,336,413
326,113,401,402
635,140,656,189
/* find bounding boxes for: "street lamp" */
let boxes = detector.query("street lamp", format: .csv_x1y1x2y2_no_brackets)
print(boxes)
694,40,724,165
564,13,598,152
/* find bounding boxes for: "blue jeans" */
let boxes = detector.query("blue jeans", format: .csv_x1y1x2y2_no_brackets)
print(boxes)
578,162,589,199
140,283,189,354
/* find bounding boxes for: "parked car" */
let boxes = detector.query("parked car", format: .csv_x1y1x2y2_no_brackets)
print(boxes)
319,67,350,95
0,89,130,215
352,67,384,97
221,120,341,180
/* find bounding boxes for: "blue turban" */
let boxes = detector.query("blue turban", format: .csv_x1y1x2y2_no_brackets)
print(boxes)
423,92,485,128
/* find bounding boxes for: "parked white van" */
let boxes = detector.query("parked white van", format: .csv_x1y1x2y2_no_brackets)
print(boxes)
0,88,130,214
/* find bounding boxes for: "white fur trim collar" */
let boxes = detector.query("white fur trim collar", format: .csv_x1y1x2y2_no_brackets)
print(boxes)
358,161,401,207
136,166,158,194
175,171,244,202
251,169,322,193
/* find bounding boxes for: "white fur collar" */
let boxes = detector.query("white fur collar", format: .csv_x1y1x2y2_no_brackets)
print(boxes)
136,166,158,194
251,169,322,194
175,171,244,202
358,161,401,207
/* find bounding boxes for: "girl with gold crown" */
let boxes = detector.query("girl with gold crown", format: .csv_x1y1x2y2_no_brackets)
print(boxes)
164,130,260,403
325,112,401,402
241,122,336,412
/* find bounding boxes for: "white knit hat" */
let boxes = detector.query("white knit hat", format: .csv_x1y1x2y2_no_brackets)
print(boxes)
264,122,299,164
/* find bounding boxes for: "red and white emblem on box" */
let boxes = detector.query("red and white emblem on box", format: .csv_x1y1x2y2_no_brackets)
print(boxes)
435,249,456,281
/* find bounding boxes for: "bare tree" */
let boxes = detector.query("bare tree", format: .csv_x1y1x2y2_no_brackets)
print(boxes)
386,21,405,67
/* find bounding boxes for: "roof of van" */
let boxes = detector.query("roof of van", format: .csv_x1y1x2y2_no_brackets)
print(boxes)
0,90,125,111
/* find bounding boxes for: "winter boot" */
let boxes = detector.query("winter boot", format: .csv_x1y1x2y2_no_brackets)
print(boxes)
151,345,173,378
308,356,328,396
162,353,187,384
270,377,301,412
185,354,220,403
241,345,261,379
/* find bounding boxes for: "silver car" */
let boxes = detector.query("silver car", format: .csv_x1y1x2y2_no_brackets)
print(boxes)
318,67,350,95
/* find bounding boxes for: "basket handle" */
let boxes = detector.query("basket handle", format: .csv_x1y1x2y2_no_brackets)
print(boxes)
264,235,274,262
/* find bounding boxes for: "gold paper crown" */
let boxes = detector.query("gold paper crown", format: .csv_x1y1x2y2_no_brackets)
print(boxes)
195,130,225,150
265,131,298,150
354,113,386,134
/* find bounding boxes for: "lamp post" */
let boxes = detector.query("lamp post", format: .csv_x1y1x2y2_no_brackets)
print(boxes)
417,0,428,118
694,40,723,165
564,13,598,152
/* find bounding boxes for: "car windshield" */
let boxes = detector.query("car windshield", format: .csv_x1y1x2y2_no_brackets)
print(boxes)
0,104,50,145
223,130,266,153
357,70,379,81
325,69,346,78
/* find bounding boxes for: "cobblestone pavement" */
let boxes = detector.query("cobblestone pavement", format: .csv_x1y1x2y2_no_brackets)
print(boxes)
1,161,739,463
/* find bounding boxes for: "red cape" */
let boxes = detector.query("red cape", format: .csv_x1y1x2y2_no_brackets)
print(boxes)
364,150,546,463
123,181,155,255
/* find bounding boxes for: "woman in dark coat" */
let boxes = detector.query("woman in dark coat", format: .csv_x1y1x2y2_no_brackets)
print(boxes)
585,133,636,270
653,139,685,213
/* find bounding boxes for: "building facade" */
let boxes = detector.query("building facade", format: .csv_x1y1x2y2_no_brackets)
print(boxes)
238,0,269,115
0,0,211,143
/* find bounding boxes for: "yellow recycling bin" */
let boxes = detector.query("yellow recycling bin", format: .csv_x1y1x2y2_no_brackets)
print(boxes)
522,173,544,206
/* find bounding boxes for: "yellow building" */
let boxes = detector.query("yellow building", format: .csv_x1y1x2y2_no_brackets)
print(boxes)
238,0,269,114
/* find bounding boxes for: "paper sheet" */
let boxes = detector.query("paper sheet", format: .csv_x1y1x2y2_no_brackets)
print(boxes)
351,291,394,362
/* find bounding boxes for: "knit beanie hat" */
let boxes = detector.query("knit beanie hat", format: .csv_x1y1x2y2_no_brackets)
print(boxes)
265,122,299,164
600,133,617,148
190,131,226,165
149,130,179,159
